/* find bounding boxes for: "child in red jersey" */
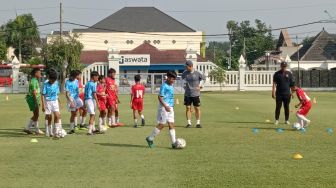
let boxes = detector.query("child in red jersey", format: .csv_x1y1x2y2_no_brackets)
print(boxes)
105,68,118,127
291,86,312,130
130,75,146,128
97,75,108,133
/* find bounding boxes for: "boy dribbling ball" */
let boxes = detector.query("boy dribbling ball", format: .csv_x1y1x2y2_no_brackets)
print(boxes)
146,71,179,149
84,71,100,135
41,70,63,138
97,75,108,133
130,74,145,128
65,70,84,134
291,86,312,130
24,68,44,135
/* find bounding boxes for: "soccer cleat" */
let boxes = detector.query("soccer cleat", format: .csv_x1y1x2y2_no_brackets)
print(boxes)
68,130,75,134
133,124,138,128
141,118,145,126
145,137,154,148
185,124,192,128
23,129,33,135
172,143,178,149
285,121,290,125
35,129,45,135
274,120,279,125
196,124,202,128
79,124,88,130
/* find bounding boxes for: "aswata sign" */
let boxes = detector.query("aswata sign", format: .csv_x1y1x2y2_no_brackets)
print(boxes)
119,54,150,66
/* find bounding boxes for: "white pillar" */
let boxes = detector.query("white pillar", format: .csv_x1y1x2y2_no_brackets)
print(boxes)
11,64,20,93
108,48,120,84
238,55,246,91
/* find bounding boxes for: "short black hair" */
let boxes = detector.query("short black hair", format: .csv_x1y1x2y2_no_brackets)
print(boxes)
90,71,99,78
76,70,82,75
70,70,79,78
108,68,116,74
98,75,105,81
48,69,58,81
167,71,177,79
134,74,141,82
31,68,41,76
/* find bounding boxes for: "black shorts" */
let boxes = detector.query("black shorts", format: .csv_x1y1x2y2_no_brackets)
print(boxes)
184,96,201,107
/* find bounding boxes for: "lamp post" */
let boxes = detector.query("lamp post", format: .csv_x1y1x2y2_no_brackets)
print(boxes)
265,52,270,70
62,60,68,92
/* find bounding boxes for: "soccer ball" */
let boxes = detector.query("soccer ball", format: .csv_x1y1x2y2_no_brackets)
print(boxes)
59,129,67,138
293,122,302,130
175,138,186,149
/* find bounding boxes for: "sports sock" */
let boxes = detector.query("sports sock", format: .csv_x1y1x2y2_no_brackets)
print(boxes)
296,113,310,123
116,117,119,123
103,117,106,126
108,117,112,125
196,120,201,125
99,117,103,126
141,114,145,119
34,121,39,131
55,123,61,136
111,115,116,125
134,119,138,125
74,117,78,127
187,119,192,125
70,122,75,130
169,129,176,144
88,124,93,134
45,120,49,136
81,117,86,125
26,119,33,130
148,127,161,141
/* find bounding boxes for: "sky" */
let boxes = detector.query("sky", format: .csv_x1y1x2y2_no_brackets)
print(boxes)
1,0,336,42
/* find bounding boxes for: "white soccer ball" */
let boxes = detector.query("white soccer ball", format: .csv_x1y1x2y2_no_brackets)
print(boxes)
60,129,67,138
293,122,302,130
175,138,186,149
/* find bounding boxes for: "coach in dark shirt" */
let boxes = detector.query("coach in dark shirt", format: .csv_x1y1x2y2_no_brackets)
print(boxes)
272,61,295,125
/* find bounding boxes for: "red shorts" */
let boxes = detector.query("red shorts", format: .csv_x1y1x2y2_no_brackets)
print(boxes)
106,97,117,109
132,99,143,111
98,100,107,111
297,101,311,116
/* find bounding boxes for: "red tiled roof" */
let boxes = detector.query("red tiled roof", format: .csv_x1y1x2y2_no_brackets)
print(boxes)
80,50,108,65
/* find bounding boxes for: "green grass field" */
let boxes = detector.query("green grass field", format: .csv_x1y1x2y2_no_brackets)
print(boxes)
0,91,336,188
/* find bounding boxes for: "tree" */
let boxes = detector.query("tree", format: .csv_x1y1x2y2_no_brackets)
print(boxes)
0,39,6,62
1,14,40,63
209,66,226,91
227,19,275,69
42,35,84,91
206,41,230,69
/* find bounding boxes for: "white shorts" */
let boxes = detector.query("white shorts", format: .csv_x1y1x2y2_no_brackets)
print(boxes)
85,99,96,115
45,100,60,115
157,106,174,124
67,98,84,112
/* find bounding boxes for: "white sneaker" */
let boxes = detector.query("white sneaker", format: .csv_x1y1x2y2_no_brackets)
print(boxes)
285,121,290,125
274,120,279,125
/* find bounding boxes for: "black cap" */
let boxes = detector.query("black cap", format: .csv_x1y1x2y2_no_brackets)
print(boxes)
185,60,193,66
280,61,287,67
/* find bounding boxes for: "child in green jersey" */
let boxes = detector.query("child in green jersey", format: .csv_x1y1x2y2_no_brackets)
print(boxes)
24,68,43,135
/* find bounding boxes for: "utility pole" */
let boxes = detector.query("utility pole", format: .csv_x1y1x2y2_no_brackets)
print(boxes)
243,37,246,62
213,46,216,62
296,35,300,87
60,2,62,39
228,28,232,70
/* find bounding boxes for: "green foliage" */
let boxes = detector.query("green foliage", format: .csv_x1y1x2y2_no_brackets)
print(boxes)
1,14,40,63
227,19,275,69
42,35,83,90
0,40,6,62
209,66,226,91
206,41,230,69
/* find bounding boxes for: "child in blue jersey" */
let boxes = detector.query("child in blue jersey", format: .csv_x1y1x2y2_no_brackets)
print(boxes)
41,70,62,138
65,70,84,134
146,71,178,148
84,71,100,135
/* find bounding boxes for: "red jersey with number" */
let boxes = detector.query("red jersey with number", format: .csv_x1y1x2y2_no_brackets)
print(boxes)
131,83,145,110
105,77,118,101
96,83,106,101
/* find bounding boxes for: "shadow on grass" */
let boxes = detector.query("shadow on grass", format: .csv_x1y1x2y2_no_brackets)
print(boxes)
0,128,47,138
219,121,271,125
237,126,295,131
95,143,149,148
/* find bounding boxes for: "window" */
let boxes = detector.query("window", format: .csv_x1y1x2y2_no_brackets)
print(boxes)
126,40,134,44
153,40,161,44
144,40,151,43
104,40,108,44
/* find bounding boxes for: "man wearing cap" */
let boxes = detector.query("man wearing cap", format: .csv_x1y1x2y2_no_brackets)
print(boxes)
182,60,206,128
272,61,295,125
